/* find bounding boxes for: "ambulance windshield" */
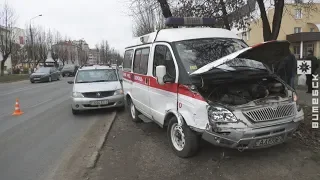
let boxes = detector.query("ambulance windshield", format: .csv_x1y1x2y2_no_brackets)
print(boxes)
174,38,248,74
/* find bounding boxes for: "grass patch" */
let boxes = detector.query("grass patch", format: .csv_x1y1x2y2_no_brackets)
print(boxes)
0,74,29,83
310,152,320,163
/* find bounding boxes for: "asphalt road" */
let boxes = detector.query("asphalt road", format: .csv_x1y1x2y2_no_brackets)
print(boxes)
0,77,109,180
87,111,320,180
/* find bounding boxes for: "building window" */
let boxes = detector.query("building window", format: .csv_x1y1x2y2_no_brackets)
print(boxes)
310,28,314,32
303,43,314,57
241,31,250,41
294,27,302,33
293,45,300,57
295,9,302,19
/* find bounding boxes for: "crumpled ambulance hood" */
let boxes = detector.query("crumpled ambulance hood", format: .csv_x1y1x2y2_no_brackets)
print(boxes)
191,40,290,75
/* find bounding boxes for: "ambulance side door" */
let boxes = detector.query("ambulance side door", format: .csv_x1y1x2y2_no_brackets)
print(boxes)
148,43,179,125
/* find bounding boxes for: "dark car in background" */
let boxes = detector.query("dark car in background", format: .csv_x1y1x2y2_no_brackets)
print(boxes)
30,67,60,83
61,64,78,77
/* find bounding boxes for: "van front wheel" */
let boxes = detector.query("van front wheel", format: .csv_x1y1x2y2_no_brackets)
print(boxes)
128,99,141,122
167,117,200,158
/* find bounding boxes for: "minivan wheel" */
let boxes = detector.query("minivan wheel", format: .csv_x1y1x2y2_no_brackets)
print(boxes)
167,117,200,158
128,99,141,122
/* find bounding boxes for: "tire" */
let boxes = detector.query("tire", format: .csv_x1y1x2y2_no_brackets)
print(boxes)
30,80,34,83
72,108,80,115
48,76,52,82
128,98,141,122
62,74,65,77
57,75,60,80
167,117,200,158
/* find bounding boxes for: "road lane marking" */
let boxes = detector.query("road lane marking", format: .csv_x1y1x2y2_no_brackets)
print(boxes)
0,82,60,96
30,98,53,108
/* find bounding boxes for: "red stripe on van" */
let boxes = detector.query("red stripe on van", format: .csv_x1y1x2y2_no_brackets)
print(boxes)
123,71,205,102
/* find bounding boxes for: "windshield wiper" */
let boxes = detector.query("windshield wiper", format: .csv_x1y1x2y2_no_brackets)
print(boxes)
228,66,268,71
76,81,94,83
91,80,113,82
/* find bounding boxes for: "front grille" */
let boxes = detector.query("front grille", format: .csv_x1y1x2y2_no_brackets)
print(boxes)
243,103,296,122
82,91,115,98
83,102,115,107
33,75,43,78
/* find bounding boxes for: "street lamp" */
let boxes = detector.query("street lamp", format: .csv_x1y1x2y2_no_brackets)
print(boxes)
29,14,42,69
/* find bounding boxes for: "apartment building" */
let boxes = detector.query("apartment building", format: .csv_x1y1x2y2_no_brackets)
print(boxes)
87,48,100,64
0,27,27,73
52,40,80,65
238,2,320,59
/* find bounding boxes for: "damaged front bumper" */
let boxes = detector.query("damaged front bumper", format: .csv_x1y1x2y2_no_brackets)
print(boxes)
202,114,303,150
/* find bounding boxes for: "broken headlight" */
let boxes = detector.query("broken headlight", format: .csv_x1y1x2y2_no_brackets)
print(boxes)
207,106,238,124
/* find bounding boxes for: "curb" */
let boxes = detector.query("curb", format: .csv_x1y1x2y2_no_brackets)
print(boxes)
86,111,117,169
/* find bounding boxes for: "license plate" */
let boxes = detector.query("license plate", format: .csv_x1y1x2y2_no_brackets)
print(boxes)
90,100,108,105
34,78,40,80
255,136,283,147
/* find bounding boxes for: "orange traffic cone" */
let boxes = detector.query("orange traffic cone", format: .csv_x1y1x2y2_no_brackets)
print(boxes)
12,98,24,116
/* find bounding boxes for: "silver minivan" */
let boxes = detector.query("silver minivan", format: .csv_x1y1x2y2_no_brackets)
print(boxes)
68,65,125,115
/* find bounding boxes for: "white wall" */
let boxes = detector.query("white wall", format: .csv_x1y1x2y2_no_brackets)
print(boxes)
0,53,12,73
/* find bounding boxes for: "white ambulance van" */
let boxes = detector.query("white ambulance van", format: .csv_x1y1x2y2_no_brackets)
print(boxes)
122,17,304,158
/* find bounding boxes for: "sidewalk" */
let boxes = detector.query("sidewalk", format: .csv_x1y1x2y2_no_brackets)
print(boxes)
296,85,311,106
296,85,318,107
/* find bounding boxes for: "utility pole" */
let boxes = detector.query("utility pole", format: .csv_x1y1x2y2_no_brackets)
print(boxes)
29,24,33,69
29,14,42,69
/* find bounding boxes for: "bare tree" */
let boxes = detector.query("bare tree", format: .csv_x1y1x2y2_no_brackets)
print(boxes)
172,0,255,30
61,46,69,65
157,0,173,18
0,2,16,76
46,29,53,50
33,26,48,66
99,40,110,63
76,40,87,65
11,43,26,68
97,39,124,65
257,0,318,41
129,0,166,36
70,50,76,64
51,31,63,62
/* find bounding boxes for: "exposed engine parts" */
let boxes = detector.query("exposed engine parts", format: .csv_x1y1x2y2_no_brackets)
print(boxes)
199,78,285,105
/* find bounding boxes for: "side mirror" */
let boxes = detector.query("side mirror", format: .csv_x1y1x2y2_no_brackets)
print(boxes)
156,65,166,85
67,81,74,84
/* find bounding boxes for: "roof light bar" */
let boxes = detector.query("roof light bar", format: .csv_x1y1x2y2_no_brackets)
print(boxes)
165,17,216,27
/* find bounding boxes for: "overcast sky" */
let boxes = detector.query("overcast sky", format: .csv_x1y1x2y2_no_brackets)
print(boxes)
3,0,133,54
